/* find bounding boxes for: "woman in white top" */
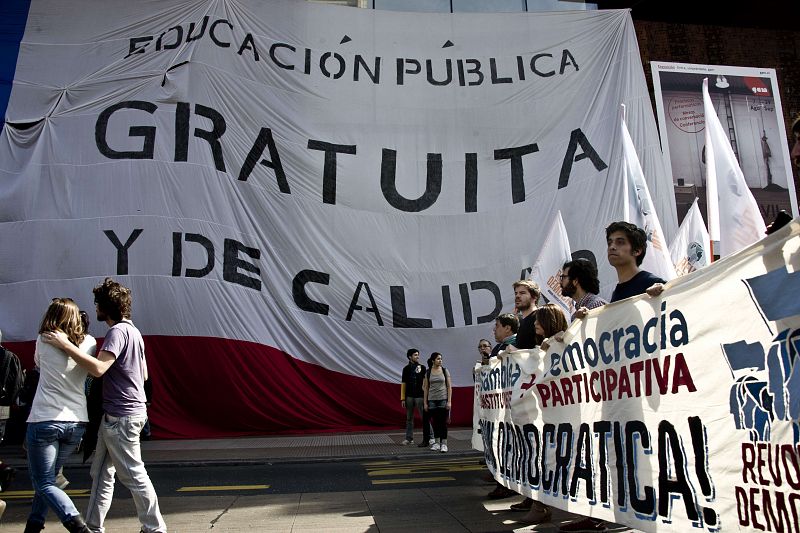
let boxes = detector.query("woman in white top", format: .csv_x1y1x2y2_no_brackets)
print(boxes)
25,298,96,533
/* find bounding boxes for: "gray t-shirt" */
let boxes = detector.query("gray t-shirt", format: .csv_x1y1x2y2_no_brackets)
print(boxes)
101,320,148,417
427,368,450,401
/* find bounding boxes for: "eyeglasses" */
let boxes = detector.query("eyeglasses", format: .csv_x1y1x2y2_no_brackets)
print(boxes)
559,275,569,280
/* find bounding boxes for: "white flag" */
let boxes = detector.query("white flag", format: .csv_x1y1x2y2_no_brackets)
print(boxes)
702,78,767,256
529,211,574,318
669,198,711,276
621,105,677,281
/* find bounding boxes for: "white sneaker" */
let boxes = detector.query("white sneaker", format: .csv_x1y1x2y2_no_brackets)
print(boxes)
429,439,436,446
430,442,441,451
440,443,448,453
55,467,69,490
401,439,413,445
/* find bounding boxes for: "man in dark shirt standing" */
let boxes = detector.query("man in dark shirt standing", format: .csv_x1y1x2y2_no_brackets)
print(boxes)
512,280,540,349
400,349,425,445
606,221,666,303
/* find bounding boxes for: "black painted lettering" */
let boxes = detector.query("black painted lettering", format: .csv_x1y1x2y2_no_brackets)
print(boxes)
471,281,502,324
658,420,700,521
594,420,612,504
292,270,330,315
307,140,357,204
237,33,260,61
557,128,608,189
193,104,226,172
269,43,296,70
95,101,157,160
553,423,574,497
223,239,261,290
345,281,384,325
390,286,433,328
174,233,215,278
209,19,233,48
239,128,290,193
126,36,153,58
626,420,656,517
380,149,442,212
464,152,478,212
103,229,143,276
494,144,539,204
570,423,594,500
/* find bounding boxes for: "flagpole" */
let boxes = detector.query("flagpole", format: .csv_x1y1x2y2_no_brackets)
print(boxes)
620,104,629,221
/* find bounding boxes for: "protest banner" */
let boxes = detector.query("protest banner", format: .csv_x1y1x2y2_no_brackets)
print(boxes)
0,0,674,437
475,219,800,532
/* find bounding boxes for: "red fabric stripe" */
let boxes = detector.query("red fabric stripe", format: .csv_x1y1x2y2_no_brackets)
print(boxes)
4,337,473,439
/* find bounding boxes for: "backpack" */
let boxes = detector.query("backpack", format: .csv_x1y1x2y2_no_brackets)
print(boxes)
0,347,24,409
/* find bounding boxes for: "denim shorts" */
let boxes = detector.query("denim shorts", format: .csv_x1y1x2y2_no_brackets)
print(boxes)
428,399,448,409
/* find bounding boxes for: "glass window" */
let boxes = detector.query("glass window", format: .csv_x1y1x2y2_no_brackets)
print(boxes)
527,0,597,12
374,0,450,12
308,0,370,7
453,0,525,12
307,0,596,11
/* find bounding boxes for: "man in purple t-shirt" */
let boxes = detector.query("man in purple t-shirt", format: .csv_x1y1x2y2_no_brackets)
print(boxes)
45,278,166,533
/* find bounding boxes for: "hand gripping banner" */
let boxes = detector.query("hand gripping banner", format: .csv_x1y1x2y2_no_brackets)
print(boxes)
476,220,800,533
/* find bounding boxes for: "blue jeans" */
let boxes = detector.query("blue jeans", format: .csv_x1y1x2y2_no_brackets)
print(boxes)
26,421,86,525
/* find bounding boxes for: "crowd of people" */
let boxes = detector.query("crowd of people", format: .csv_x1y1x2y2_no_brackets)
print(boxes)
400,220,670,532
0,215,791,531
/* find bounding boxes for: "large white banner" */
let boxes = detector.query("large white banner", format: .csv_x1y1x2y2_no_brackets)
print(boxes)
0,0,676,434
476,220,800,532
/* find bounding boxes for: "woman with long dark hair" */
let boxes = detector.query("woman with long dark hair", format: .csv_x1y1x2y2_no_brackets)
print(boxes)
25,298,96,533
423,352,452,453
533,303,569,343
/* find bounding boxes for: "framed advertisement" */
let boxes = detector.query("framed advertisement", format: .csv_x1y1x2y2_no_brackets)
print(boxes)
651,62,798,227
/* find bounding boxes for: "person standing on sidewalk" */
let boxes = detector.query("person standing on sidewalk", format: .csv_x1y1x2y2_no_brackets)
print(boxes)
43,278,166,533
400,349,425,446
423,352,451,452
418,353,436,448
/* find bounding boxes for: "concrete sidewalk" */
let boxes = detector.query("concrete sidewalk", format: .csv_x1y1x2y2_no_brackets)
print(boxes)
0,428,641,532
0,428,481,468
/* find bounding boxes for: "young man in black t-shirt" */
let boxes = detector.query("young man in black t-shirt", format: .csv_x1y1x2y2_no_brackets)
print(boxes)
606,221,666,303
400,349,425,445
